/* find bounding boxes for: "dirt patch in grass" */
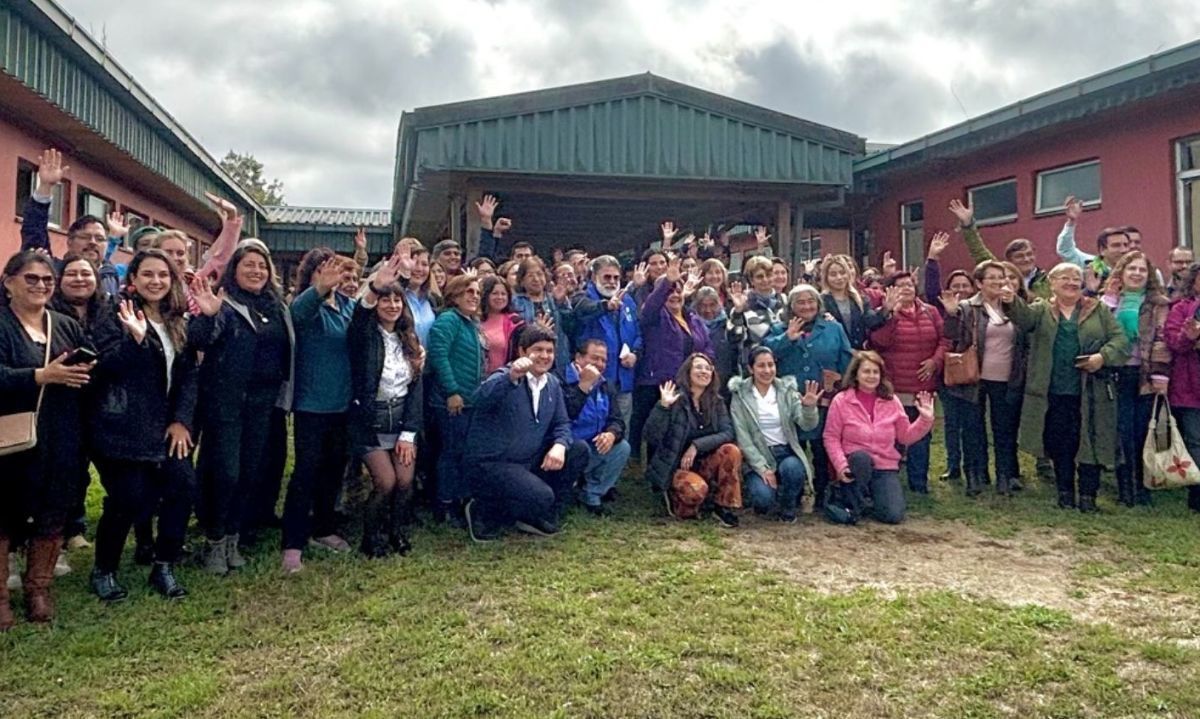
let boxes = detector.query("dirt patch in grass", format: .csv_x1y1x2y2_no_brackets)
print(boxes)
725,516,1200,641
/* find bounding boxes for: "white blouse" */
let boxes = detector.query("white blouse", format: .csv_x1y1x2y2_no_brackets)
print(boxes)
376,327,414,401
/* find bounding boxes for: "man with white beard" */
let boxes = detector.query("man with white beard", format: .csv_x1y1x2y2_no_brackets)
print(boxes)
572,255,642,428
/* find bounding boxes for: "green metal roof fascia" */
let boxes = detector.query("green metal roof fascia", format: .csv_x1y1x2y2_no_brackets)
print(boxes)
6,0,267,219
853,38,1200,175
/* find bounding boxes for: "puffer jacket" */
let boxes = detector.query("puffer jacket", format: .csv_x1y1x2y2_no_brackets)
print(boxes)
1164,297,1200,409
427,308,485,405
868,300,947,394
643,394,733,491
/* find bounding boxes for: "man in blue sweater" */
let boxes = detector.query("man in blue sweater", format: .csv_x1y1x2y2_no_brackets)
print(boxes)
572,255,642,426
464,325,589,542
564,339,631,516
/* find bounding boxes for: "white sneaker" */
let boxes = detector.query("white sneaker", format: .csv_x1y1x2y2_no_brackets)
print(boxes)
54,552,72,577
66,535,92,550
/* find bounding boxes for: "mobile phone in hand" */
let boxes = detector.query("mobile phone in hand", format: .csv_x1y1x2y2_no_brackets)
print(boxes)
64,347,98,366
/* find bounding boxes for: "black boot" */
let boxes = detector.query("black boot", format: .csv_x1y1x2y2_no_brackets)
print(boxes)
149,562,187,599
388,490,413,556
965,470,984,497
89,568,129,603
1116,468,1135,507
995,475,1012,496
360,492,390,558
1078,495,1099,513
1057,491,1076,509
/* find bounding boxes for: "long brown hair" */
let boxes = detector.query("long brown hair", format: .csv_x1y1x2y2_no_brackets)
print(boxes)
840,350,894,400
674,352,722,424
125,249,189,351
373,283,422,361
1109,250,1166,299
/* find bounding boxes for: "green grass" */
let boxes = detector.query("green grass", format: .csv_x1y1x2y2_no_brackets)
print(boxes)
3,438,1200,718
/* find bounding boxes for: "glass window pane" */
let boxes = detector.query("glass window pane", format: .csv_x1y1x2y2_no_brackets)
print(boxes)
903,227,925,267
1184,178,1199,248
968,181,1017,223
1038,163,1101,211
1181,136,1200,172
902,202,923,223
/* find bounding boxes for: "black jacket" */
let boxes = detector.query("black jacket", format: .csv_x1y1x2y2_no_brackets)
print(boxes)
822,293,885,351
347,302,424,449
188,294,295,423
643,396,734,491
88,305,199,462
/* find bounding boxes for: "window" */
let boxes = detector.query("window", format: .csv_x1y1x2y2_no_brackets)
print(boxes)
15,160,66,227
1036,160,1101,214
76,186,112,221
967,178,1018,225
900,200,924,267
795,232,822,263
1179,135,1200,249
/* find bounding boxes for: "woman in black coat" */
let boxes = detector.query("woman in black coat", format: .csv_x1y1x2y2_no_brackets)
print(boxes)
643,352,743,527
0,251,92,629
189,243,294,576
348,271,425,557
88,250,197,602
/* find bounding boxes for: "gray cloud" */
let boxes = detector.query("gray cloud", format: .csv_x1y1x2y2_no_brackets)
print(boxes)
59,0,1200,209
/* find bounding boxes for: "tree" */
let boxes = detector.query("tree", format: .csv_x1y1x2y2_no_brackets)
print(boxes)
219,150,285,206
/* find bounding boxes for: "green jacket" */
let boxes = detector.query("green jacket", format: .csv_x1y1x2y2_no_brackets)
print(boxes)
1008,296,1129,467
728,375,819,494
963,225,1050,300
427,308,485,405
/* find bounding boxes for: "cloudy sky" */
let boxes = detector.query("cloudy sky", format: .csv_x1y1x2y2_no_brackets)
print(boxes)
60,0,1200,209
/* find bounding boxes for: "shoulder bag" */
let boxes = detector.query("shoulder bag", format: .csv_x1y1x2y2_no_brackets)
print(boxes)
0,312,53,456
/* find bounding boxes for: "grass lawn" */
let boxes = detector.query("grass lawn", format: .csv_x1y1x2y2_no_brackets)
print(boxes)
3,442,1200,718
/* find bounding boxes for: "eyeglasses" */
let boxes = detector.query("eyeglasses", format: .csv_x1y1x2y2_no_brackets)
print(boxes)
21,273,56,287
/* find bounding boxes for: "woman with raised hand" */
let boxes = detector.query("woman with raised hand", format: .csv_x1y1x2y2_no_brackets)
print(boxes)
189,243,295,575
729,347,821,522
764,284,853,506
426,274,485,525
390,238,438,346
940,261,1027,496
0,251,92,628
729,255,783,366
1100,251,1170,507
818,254,884,350
278,249,358,574
1007,263,1128,512
697,258,729,307
823,351,935,525
644,353,742,527
1163,263,1200,513
511,258,573,374
88,250,196,601
868,272,947,494
480,275,524,374
348,264,425,558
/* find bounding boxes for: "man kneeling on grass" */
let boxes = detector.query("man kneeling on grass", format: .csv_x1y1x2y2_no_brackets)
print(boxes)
564,339,631,516
465,325,589,542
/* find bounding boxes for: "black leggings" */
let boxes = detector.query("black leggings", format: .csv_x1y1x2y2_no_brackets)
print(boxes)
200,386,278,540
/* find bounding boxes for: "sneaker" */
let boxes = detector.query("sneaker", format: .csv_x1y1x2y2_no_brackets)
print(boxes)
715,508,740,528
281,549,303,574
309,535,352,553
514,519,560,537
66,535,91,550
54,553,72,577
465,500,500,543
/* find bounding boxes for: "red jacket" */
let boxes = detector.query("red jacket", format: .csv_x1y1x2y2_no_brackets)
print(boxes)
868,300,948,394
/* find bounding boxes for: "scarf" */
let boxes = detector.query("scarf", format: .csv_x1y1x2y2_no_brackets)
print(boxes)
1115,289,1144,343
703,309,728,337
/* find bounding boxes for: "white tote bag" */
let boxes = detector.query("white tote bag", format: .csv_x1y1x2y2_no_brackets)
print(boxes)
1143,395,1200,490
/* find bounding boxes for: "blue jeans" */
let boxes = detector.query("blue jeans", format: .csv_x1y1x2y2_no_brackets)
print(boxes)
825,450,906,524
579,439,632,507
939,389,972,475
903,405,932,492
745,445,807,514
1115,367,1154,502
434,406,472,504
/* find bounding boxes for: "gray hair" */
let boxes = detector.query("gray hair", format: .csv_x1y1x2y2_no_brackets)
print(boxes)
590,254,621,274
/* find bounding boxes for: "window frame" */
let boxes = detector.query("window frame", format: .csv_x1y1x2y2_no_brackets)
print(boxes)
899,200,924,268
1034,159,1102,215
76,186,114,224
966,177,1019,226
16,159,68,229
1177,135,1200,249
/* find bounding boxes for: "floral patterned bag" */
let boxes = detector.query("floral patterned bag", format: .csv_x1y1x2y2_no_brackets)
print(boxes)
1143,395,1200,490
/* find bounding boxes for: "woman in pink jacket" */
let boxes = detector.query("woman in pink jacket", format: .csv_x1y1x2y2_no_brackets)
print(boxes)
823,351,935,524
1163,262,1200,513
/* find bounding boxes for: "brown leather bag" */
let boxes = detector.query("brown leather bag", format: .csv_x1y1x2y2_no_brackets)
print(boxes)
943,307,979,387
0,313,52,457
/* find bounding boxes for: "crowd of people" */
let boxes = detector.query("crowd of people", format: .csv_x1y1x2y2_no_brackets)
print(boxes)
2,148,1199,632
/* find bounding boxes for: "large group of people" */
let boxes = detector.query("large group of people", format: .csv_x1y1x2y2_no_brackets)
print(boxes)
2,151,1198,632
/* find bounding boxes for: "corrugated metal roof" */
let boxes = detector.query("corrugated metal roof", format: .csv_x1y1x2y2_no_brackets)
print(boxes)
265,206,391,228
1,0,266,221
854,38,1200,176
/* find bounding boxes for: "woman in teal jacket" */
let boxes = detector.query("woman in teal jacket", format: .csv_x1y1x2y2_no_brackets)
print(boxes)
426,274,484,522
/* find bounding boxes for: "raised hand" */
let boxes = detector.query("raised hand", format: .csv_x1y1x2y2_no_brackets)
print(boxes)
785,316,805,341
1084,270,1102,295
314,257,346,296
203,191,239,223
754,225,771,248
658,380,680,408
552,279,568,304
915,391,936,420
928,231,950,261
882,286,902,313
682,270,702,296
509,356,534,382
605,287,627,312
1063,195,1083,224
353,227,367,252
106,211,129,240
881,250,897,277
189,276,224,317
664,256,682,285
374,248,413,288
117,299,148,344
939,289,961,315
660,221,678,248
495,217,513,235
999,285,1015,304
632,262,648,287
36,148,69,192
37,352,93,388
534,314,556,334
948,199,974,226
728,280,748,312
476,194,498,229
800,380,822,407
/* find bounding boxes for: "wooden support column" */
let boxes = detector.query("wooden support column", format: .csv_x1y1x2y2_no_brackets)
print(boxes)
465,187,483,259
776,201,793,272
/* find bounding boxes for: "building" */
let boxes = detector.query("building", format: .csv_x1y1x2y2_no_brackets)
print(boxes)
392,73,864,270
855,40,1200,275
1,0,263,265
259,205,393,285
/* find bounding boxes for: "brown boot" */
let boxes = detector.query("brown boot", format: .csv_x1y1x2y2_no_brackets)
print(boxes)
0,535,13,631
24,535,61,623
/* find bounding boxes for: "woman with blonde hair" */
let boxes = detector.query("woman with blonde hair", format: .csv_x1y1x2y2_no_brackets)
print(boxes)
819,254,884,350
